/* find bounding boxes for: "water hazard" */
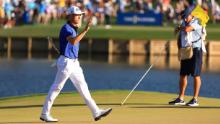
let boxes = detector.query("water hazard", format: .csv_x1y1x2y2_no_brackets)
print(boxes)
0,52,220,98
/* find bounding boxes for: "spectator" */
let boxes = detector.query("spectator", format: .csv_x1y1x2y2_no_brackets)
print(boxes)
163,0,175,25
119,0,127,12
211,0,220,23
15,0,26,25
4,0,15,28
0,0,220,29
155,0,162,13
56,0,66,19
26,0,36,24
46,0,57,24
66,0,77,8
95,0,105,25
143,0,154,12
84,0,93,14
104,0,114,29
135,0,144,13
83,0,97,26
174,0,185,24
0,0,5,27
36,0,47,24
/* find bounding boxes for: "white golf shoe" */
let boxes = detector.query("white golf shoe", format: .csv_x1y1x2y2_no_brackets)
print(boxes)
40,114,58,122
94,108,112,121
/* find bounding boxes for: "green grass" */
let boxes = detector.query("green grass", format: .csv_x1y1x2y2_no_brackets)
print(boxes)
0,90,220,124
0,21,220,40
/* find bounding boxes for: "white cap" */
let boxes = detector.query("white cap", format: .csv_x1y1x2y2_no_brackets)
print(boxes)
66,6,85,15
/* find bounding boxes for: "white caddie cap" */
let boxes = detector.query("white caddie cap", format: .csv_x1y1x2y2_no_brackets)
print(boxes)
66,6,85,15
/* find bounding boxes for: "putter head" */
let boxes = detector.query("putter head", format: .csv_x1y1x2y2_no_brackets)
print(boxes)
120,102,124,106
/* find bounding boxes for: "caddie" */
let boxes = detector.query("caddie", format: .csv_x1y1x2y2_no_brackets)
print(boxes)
169,4,207,107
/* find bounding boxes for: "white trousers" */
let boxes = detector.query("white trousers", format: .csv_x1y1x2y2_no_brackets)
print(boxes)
42,56,100,117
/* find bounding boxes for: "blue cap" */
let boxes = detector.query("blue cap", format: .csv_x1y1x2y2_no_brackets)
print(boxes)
183,5,195,19
66,6,85,15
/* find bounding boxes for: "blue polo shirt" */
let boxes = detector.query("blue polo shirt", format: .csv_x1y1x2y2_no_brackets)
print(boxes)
59,23,79,59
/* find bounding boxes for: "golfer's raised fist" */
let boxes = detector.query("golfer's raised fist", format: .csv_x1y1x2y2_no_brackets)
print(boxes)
85,16,93,32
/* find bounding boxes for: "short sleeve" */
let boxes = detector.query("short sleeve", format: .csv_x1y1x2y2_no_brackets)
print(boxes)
63,25,76,38
65,26,76,38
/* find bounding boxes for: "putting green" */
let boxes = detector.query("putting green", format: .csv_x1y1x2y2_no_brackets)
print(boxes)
0,90,220,124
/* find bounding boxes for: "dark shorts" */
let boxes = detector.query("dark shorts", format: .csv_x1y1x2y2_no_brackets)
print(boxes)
180,48,203,77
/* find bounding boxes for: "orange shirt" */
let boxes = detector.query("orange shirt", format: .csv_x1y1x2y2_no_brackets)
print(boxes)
163,0,170,5
59,0,65,8
0,7,5,18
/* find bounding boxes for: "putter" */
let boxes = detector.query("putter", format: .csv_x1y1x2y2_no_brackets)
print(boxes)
47,36,60,54
47,36,60,67
120,42,168,105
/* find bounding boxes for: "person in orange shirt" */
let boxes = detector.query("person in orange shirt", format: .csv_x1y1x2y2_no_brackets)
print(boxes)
0,0,5,26
57,0,66,18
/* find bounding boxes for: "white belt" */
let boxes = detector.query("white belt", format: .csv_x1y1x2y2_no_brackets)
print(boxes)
60,55,78,62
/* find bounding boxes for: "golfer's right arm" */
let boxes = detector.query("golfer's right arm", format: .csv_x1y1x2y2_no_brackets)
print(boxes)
67,18,92,45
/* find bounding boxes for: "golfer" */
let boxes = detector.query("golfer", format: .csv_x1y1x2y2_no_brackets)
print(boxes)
169,5,204,106
40,6,112,122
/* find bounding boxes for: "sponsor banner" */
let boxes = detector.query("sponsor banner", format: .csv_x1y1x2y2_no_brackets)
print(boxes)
117,11,162,26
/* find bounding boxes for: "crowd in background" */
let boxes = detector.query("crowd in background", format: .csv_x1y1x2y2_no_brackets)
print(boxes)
0,0,220,29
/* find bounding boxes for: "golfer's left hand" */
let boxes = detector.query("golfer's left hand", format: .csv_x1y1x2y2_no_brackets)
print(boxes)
85,16,92,32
